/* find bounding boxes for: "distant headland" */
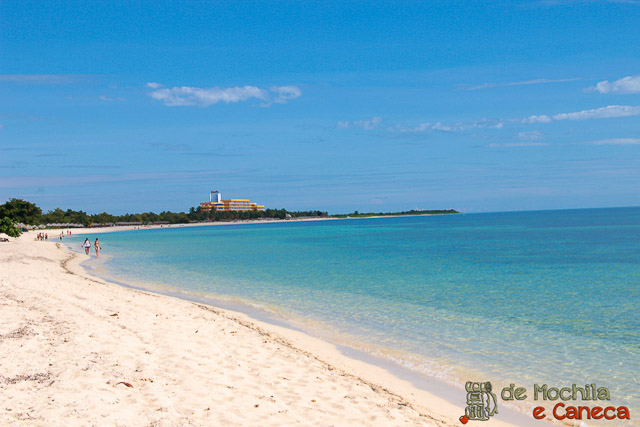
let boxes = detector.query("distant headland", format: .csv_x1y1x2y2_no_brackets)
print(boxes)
333,209,459,219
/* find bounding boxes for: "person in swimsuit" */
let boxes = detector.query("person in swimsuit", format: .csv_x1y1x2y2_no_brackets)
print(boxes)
83,238,91,255
94,238,101,257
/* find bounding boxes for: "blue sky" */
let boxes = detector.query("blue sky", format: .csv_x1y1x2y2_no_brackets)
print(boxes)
1,0,639,214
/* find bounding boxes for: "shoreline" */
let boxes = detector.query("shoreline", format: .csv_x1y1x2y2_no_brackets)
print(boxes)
34,212,462,236
46,216,340,235
1,230,538,426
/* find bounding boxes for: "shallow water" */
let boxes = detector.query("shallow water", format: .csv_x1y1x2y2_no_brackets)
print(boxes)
69,208,640,412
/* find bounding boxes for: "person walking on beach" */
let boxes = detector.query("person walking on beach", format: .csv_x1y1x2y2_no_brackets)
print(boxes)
82,238,91,255
94,238,101,257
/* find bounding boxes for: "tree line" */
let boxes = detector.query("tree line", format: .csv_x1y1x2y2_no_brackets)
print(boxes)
0,198,459,238
0,198,328,236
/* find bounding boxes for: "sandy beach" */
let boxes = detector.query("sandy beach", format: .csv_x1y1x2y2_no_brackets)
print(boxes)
0,231,523,426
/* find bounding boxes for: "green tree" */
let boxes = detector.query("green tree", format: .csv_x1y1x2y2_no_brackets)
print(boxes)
41,208,66,224
0,217,22,237
91,212,117,225
0,198,42,225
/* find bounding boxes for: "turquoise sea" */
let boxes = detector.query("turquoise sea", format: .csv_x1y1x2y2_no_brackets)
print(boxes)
69,207,640,413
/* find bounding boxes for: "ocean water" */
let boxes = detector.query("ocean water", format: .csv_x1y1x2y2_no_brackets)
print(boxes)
69,208,640,412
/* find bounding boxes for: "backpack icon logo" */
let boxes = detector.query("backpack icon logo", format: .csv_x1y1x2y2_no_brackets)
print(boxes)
463,381,498,422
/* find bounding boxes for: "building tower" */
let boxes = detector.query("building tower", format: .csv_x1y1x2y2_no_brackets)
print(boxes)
210,190,221,203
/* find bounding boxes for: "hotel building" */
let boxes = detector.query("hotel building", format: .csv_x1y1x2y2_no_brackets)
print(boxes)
200,191,265,212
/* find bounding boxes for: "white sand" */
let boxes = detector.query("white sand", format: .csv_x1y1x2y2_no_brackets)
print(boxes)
0,232,521,426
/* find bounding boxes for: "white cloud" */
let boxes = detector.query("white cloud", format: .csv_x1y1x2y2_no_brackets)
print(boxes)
524,105,640,123
431,122,452,131
147,83,302,107
523,115,552,124
0,170,241,189
0,74,85,84
463,77,581,91
488,142,551,147
585,138,640,145
355,117,382,129
517,130,543,140
534,0,640,6
553,105,640,120
411,122,432,132
149,85,267,107
393,118,505,133
337,117,382,130
270,86,302,103
589,74,640,94
99,95,125,102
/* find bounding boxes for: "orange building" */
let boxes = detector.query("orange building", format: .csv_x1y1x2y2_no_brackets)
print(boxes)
200,191,265,212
